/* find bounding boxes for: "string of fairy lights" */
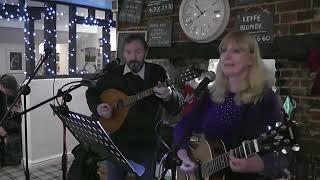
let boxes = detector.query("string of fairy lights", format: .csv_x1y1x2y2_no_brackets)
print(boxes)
0,1,112,76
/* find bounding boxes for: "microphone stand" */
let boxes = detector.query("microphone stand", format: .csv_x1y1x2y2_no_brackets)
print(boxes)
158,144,181,180
1,52,109,179
7,82,85,180
0,50,51,180
60,93,72,180
155,117,178,180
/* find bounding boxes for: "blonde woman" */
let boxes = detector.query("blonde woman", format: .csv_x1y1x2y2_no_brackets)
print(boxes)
174,31,288,179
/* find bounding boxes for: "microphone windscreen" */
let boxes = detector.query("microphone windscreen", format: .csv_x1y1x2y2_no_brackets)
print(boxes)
202,71,216,81
193,77,213,95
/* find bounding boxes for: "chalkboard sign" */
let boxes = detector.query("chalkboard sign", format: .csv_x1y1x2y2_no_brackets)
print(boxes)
235,10,274,44
146,0,174,16
147,20,172,47
119,0,143,23
117,31,147,63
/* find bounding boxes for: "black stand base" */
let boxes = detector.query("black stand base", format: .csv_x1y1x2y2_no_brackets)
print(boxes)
158,151,182,180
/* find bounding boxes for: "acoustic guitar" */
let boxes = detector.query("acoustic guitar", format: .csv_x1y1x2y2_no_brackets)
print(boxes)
176,120,299,180
99,67,203,134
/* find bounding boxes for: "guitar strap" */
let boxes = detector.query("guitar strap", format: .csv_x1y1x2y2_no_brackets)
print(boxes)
144,63,152,89
231,88,268,149
230,103,252,149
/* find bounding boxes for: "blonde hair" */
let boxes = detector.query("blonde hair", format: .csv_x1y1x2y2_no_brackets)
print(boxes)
210,31,271,105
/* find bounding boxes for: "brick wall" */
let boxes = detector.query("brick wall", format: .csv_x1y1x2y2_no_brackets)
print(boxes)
118,0,320,40
275,59,320,178
276,60,320,148
118,0,320,177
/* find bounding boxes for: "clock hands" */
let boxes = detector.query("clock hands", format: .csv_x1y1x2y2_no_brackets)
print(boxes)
194,3,204,15
184,0,220,34
194,2,207,21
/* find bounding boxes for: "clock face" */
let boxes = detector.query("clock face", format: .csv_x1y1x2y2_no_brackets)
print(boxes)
179,0,230,43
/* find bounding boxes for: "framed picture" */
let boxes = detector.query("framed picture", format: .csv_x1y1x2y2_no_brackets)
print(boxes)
84,47,97,62
117,31,147,63
7,49,25,73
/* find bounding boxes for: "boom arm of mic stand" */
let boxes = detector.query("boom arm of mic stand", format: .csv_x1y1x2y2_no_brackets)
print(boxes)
9,84,83,120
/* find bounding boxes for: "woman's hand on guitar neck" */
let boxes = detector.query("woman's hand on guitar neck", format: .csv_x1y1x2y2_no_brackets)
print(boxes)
229,152,264,173
177,149,197,173
97,103,113,119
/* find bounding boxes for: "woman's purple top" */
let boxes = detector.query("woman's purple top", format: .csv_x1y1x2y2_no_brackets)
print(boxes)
174,88,289,179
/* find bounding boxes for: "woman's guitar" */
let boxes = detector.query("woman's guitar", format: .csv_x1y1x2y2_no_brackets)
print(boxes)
176,120,299,180
99,67,203,134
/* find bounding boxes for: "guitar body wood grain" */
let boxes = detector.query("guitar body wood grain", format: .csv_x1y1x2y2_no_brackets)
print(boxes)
97,67,204,134
99,89,130,134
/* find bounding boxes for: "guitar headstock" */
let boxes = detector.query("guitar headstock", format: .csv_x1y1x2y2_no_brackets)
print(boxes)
179,66,204,83
257,119,300,154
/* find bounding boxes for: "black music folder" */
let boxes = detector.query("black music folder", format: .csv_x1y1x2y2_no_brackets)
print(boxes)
50,104,145,176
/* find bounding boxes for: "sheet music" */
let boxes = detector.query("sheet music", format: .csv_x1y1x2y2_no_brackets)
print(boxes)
96,121,145,176
50,105,145,176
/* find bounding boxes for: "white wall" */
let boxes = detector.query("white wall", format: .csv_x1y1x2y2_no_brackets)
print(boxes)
23,78,92,164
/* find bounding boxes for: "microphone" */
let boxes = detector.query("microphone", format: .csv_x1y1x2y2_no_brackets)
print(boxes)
193,71,216,95
183,71,215,106
102,58,120,72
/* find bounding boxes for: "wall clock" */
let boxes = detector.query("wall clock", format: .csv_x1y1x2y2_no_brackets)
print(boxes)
179,0,230,43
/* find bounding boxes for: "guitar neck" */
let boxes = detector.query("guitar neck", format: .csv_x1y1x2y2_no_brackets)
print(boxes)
120,67,202,107
123,79,175,107
201,139,258,177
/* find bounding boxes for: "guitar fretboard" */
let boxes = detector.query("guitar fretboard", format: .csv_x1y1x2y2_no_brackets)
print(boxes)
122,79,176,107
201,140,257,177
115,67,202,109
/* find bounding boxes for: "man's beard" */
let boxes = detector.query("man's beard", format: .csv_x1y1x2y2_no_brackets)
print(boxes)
128,60,143,73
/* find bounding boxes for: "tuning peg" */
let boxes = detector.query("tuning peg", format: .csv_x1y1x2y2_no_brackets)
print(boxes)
266,125,272,131
291,144,300,152
275,122,282,127
281,149,288,154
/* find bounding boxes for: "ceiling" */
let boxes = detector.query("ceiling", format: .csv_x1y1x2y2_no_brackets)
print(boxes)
0,0,112,33
48,0,112,10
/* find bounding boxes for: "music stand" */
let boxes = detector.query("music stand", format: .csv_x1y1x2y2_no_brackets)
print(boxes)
49,104,145,176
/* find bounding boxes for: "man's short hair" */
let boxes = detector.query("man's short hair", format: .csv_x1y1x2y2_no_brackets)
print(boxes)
123,34,148,51
0,74,18,92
